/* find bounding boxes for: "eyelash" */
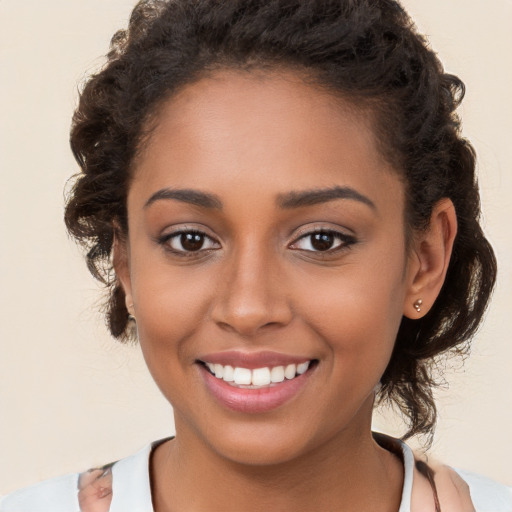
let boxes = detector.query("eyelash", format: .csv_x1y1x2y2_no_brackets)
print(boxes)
158,228,356,257
289,229,356,254
158,229,220,257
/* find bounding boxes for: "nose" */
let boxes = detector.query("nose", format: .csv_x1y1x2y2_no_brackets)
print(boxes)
210,243,293,337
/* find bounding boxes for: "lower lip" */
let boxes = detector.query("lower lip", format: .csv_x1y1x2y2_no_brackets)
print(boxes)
199,365,313,414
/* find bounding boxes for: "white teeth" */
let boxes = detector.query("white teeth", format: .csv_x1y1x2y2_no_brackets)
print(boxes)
214,364,224,378
204,360,312,387
222,365,234,382
252,367,271,386
297,361,310,375
270,366,285,383
284,364,297,380
233,367,252,385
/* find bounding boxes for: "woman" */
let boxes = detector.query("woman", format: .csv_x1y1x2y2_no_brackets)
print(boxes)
1,0,510,510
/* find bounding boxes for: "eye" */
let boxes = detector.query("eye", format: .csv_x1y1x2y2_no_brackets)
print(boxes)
290,230,355,252
161,230,220,254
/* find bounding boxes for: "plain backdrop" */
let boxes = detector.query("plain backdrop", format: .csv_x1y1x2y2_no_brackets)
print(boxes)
1,0,511,494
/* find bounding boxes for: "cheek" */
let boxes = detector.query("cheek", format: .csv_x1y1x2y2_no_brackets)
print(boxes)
130,262,217,374
294,254,407,376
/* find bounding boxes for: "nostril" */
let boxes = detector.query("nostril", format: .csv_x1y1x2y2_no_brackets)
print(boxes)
210,275,294,336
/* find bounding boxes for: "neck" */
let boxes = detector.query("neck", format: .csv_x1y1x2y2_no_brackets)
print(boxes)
151,420,403,512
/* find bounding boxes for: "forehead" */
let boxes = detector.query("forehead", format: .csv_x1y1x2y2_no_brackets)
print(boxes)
131,68,402,209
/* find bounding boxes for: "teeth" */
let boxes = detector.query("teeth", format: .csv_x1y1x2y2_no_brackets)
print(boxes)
222,365,234,382
252,367,271,386
214,364,224,378
297,361,310,375
233,367,252,385
284,364,296,380
204,360,312,387
270,366,285,383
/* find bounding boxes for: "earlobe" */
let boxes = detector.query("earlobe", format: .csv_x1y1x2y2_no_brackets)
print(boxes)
404,199,457,319
112,229,134,315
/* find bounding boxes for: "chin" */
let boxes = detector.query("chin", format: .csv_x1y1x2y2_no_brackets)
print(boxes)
205,427,316,467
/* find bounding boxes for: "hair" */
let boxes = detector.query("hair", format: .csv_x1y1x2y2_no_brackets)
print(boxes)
65,0,497,444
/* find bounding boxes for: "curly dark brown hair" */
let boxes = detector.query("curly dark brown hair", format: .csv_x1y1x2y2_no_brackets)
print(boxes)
64,0,497,443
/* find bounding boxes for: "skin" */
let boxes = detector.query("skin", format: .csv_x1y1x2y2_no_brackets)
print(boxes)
115,69,457,511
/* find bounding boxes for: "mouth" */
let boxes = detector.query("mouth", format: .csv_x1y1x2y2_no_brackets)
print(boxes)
196,354,318,413
199,360,316,389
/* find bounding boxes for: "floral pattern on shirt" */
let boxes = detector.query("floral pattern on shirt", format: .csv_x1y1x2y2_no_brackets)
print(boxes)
77,464,113,512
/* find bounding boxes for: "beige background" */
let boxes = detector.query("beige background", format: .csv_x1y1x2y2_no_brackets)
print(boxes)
0,0,511,494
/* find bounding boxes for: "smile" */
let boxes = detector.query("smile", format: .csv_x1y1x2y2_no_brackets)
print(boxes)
203,361,311,388
197,353,317,413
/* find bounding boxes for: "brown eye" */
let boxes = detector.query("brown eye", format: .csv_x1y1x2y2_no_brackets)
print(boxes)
180,232,205,251
163,230,220,254
311,232,335,251
290,229,356,253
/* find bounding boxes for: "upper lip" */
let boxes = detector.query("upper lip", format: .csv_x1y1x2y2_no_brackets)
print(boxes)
197,351,313,369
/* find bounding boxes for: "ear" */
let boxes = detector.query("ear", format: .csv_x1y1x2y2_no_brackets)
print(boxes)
113,228,135,317
403,198,457,319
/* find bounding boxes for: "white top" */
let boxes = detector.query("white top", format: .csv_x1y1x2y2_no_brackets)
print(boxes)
1,437,511,511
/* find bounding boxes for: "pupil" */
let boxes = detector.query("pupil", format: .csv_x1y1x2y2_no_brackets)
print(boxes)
311,233,334,251
181,233,204,251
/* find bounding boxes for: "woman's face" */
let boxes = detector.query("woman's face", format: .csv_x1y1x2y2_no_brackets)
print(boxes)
119,69,418,465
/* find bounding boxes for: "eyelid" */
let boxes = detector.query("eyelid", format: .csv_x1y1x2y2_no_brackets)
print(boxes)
291,223,355,239
159,223,218,240
156,224,355,256
158,225,222,254
288,226,357,252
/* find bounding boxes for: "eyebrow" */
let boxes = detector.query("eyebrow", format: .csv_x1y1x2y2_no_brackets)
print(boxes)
144,185,376,211
144,188,223,210
277,186,376,210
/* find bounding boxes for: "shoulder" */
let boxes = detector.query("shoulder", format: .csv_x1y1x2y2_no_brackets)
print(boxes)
0,472,80,512
453,467,512,512
412,454,512,512
0,467,115,512
0,439,160,512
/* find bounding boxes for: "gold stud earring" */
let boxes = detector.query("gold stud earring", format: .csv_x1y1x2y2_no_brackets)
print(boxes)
413,299,423,313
